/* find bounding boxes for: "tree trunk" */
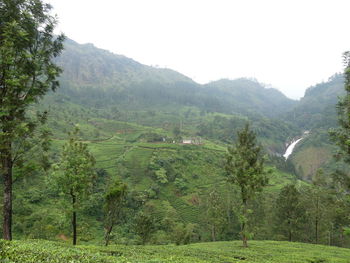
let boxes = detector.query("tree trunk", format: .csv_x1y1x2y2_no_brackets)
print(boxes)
315,217,319,244
242,198,248,248
288,220,292,242
340,228,344,247
315,197,319,244
329,224,333,246
104,224,113,246
289,230,292,242
73,210,77,245
242,229,248,247
2,141,13,241
71,190,77,245
211,224,216,242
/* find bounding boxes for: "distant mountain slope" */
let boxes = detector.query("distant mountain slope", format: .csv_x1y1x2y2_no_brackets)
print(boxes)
204,78,297,118
286,74,344,129
55,38,297,118
284,74,345,180
57,39,195,88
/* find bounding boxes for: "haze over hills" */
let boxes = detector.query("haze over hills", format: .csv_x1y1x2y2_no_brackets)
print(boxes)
9,37,350,248
58,39,195,88
287,74,344,130
55,39,297,118
51,38,350,181
52,38,346,159
284,74,346,180
3,1,350,260
204,78,297,118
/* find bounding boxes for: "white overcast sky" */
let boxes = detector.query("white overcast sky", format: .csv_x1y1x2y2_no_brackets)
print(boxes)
47,0,350,99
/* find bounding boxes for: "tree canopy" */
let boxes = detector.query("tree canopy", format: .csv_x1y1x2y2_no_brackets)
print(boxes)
0,0,64,240
225,123,268,247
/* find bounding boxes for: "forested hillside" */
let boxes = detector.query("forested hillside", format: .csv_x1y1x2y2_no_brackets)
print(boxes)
2,36,350,250
287,74,344,130
204,78,296,117
2,37,348,246
2,1,350,262
284,74,346,179
55,39,297,118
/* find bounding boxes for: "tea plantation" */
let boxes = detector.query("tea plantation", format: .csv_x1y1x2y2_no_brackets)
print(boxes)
1,239,350,263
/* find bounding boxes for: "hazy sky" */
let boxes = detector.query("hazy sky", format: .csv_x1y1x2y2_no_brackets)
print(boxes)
47,0,350,99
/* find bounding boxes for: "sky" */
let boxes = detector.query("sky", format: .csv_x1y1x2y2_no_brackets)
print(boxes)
47,0,350,99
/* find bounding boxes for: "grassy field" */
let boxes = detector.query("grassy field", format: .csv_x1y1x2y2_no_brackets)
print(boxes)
1,239,350,263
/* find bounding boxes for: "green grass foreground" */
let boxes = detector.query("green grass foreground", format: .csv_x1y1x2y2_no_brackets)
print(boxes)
1,240,350,263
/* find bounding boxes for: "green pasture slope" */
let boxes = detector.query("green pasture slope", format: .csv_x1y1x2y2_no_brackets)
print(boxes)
1,239,350,263
84,128,297,228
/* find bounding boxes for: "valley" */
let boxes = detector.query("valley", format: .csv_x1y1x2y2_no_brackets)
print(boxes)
6,38,347,246
1,31,350,263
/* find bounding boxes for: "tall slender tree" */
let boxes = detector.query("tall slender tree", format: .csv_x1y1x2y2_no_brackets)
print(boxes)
330,51,350,166
225,123,268,247
329,52,350,245
205,189,226,242
275,184,306,242
104,178,127,246
52,127,96,245
309,169,329,244
0,0,64,240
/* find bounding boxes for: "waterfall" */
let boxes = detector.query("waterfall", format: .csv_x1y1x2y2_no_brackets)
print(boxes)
283,138,303,160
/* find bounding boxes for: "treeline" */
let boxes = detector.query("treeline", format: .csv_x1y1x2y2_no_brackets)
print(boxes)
57,80,283,118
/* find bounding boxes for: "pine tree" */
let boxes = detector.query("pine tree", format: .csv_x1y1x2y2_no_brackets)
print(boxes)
0,0,64,240
225,123,268,247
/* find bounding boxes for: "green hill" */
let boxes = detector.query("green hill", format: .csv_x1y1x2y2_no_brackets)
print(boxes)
57,39,195,88
205,78,297,118
55,39,297,119
284,74,345,179
11,116,299,243
4,37,350,248
287,74,344,130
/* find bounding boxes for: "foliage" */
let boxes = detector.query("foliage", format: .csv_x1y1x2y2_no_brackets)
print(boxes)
274,184,307,242
0,0,64,240
328,52,350,243
52,127,96,244
1,239,350,263
289,74,344,130
225,124,269,247
5,25,350,249
52,127,96,202
205,189,227,241
104,178,127,246
134,212,155,245
307,169,332,244
0,240,116,263
330,53,350,164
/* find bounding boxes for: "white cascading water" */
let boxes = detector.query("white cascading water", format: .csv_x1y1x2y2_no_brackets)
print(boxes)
283,138,303,160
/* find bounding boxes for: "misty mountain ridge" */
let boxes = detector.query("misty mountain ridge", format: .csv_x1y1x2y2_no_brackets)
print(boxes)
56,38,299,118
204,78,297,117
57,39,196,89
287,74,344,129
